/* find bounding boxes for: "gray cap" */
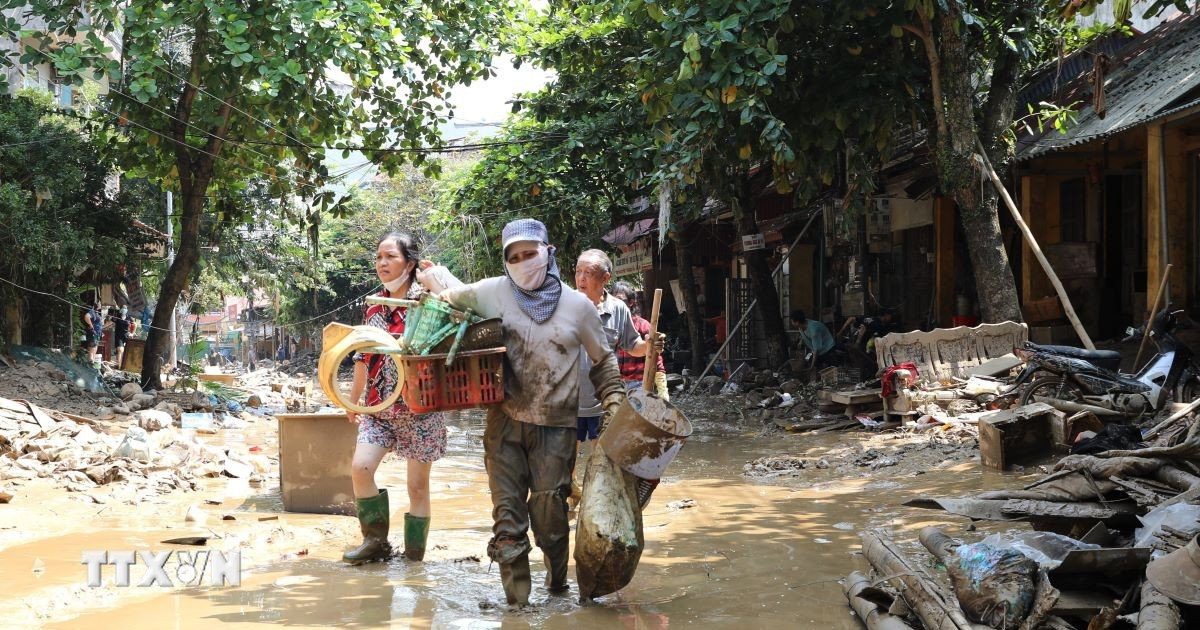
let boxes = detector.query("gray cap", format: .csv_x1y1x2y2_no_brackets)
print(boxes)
502,218,549,253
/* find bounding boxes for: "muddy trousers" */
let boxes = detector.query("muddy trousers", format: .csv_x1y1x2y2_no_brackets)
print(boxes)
484,408,577,604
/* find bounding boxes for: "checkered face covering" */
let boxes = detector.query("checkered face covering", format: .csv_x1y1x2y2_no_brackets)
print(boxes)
502,219,561,323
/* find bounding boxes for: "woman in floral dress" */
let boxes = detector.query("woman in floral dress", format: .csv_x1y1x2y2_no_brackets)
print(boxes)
342,230,447,564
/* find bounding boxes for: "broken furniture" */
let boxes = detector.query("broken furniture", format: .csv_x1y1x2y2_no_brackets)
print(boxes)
875,321,1028,420
828,387,884,419
978,402,1065,470
277,412,357,515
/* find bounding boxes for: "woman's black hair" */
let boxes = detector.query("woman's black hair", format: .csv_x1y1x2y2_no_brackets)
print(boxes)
377,230,420,265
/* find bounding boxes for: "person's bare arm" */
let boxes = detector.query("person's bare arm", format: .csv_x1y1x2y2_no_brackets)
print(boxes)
346,361,367,423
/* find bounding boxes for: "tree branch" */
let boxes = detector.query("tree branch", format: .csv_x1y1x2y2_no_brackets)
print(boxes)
173,15,208,196
913,10,947,144
980,1,1033,162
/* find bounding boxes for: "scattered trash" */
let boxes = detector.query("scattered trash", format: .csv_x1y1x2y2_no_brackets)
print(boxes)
181,412,215,431
162,537,208,546
112,426,152,462
665,499,696,510
184,504,208,524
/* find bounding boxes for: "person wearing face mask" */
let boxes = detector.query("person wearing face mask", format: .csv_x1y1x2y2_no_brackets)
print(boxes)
341,230,450,565
109,305,135,368
436,219,627,607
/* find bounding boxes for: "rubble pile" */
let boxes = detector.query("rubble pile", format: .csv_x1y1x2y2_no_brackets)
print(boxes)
0,396,273,505
0,355,107,416
849,408,1200,629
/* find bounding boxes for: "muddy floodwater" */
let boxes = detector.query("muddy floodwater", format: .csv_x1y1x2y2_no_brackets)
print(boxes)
0,398,1034,629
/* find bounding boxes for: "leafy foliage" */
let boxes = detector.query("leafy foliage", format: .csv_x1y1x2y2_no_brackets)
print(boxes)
0,90,146,344
0,0,517,385
448,3,655,274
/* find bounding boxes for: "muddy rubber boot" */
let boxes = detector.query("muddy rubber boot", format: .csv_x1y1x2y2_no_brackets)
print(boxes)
403,513,430,561
499,553,532,607
343,489,392,565
542,541,570,595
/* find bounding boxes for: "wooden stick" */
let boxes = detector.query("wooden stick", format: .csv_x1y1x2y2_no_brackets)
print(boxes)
974,144,1095,349
1136,264,1173,370
860,529,976,630
843,571,917,630
643,289,663,393
1144,396,1200,439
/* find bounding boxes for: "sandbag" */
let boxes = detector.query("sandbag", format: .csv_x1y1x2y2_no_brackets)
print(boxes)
574,442,644,599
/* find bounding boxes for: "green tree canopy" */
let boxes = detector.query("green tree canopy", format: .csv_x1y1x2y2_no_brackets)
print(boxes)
0,89,145,346
3,0,517,387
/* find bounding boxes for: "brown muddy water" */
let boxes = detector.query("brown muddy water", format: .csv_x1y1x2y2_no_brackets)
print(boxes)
0,398,1037,629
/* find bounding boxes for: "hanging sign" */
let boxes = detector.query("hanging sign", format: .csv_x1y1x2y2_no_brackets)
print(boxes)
613,240,653,277
741,233,766,252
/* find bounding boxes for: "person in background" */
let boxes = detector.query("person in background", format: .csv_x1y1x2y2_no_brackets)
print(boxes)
855,308,900,352
436,219,629,606
342,230,448,565
81,299,102,364
110,305,134,368
570,252,659,510
790,309,836,371
704,308,727,350
610,281,668,399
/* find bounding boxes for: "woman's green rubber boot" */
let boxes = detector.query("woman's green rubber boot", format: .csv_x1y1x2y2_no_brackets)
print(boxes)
343,489,392,564
403,513,431,561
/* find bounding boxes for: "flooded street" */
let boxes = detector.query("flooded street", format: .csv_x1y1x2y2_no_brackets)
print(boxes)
0,398,1034,629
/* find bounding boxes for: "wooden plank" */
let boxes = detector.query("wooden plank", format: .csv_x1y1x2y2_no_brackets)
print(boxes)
964,354,1022,378
1051,589,1116,617
1147,123,1164,310
1000,499,1135,520
198,373,236,385
829,388,882,405
1050,546,1152,575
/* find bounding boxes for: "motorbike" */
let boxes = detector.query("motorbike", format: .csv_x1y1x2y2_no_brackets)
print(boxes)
1008,309,1200,417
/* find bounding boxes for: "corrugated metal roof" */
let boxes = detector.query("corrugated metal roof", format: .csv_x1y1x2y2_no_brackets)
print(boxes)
1017,11,1200,161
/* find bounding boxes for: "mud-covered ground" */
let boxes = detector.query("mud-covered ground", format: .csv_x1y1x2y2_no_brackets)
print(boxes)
0,390,1040,629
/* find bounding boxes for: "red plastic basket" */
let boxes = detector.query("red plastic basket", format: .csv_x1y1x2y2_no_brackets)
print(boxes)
398,347,506,413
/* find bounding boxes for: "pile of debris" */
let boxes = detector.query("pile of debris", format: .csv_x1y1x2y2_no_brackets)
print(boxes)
0,396,272,505
0,351,111,417
847,409,1200,629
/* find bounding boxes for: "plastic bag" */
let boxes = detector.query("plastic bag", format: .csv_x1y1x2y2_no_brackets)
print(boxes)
979,531,1099,570
1134,503,1200,553
949,542,1038,627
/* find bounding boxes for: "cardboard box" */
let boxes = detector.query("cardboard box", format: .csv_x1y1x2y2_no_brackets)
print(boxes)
277,412,357,515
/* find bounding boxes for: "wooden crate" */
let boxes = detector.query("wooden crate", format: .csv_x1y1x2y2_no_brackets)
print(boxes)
277,412,357,515
121,338,146,374
979,403,1061,470
198,373,236,386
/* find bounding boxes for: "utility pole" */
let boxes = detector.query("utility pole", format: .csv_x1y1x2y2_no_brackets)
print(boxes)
166,190,177,367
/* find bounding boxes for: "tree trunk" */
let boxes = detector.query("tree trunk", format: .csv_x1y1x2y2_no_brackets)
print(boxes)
672,224,706,374
932,10,1021,323
141,186,205,389
2,297,21,348
734,175,789,369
